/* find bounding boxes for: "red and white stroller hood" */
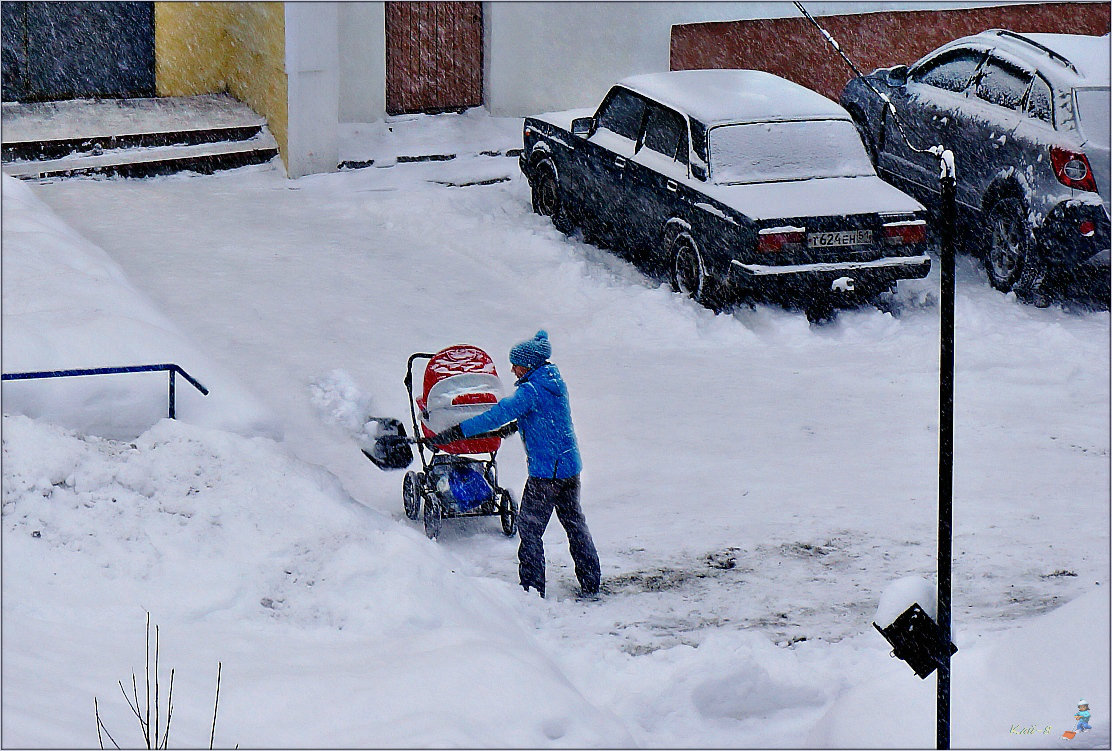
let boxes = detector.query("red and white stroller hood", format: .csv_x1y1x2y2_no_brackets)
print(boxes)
417,344,505,454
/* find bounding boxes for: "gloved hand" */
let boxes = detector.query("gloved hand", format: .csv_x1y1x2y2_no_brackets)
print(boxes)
424,424,465,448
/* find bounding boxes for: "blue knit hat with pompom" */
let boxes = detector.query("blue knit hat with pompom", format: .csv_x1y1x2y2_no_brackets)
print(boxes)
509,330,551,368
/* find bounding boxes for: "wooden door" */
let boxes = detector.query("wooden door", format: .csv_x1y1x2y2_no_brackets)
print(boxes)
385,2,483,115
1,1,155,102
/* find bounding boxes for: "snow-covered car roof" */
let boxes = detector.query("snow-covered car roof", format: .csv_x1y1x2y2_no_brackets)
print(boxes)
927,30,1110,89
617,70,849,126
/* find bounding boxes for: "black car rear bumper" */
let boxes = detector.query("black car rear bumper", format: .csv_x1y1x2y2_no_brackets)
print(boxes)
730,253,931,294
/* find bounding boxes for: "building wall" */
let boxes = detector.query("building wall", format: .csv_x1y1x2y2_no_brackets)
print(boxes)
338,2,386,122
481,1,1033,117
672,2,1111,102
155,2,288,168
285,2,339,177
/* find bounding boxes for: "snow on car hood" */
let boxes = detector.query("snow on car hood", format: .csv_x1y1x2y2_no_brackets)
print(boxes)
703,174,924,222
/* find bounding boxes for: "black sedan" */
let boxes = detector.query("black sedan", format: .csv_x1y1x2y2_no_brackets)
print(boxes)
520,69,931,319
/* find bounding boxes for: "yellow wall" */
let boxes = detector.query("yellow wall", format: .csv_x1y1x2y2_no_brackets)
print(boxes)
155,2,288,168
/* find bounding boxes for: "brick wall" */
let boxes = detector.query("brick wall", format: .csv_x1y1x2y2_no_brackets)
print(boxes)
671,3,1110,102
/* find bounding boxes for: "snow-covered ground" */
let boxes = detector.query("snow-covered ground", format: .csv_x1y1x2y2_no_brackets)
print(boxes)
3,110,1109,748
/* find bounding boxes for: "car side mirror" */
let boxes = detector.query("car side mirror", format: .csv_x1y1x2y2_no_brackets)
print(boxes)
886,65,909,87
572,117,593,137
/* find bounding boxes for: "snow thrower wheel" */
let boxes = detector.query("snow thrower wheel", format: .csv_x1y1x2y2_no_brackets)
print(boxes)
403,471,421,521
984,196,1030,293
423,495,442,539
498,489,518,537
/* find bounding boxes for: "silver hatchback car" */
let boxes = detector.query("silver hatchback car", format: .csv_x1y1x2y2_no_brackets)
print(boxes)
842,30,1110,304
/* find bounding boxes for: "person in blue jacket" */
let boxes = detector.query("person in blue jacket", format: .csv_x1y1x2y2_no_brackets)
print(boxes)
1075,700,1092,732
426,330,600,599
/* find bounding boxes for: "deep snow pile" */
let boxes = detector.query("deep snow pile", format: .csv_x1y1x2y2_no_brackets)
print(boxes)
1,414,631,748
3,108,1109,748
1,177,276,439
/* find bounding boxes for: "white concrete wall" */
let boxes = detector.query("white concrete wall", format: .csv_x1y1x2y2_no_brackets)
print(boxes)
338,2,386,122
483,1,1021,116
285,1,340,177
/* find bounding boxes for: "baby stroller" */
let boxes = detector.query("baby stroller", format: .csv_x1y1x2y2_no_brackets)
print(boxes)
400,345,518,540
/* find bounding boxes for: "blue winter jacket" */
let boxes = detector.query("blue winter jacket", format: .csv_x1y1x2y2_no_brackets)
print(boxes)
458,363,582,479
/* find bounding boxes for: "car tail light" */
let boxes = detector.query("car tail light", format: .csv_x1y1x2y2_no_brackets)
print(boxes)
1080,219,1096,237
757,227,805,253
1051,147,1098,192
883,219,927,245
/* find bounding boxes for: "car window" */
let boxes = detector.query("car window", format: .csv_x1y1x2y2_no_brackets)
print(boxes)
975,58,1031,111
708,119,874,185
912,50,984,92
640,104,687,164
595,88,646,141
1075,87,1110,148
1025,76,1053,125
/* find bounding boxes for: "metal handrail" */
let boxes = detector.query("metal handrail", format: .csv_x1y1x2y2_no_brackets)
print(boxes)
1,363,209,419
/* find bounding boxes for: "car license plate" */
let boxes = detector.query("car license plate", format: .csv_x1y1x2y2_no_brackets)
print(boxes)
808,229,873,249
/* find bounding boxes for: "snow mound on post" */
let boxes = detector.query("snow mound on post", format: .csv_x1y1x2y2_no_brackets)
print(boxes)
875,575,937,627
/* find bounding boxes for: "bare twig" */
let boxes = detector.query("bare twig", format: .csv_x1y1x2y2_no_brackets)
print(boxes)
130,674,146,734
95,697,104,749
154,625,160,750
210,662,222,750
160,668,175,749
97,615,229,748
144,614,152,748
118,679,143,724
94,698,121,750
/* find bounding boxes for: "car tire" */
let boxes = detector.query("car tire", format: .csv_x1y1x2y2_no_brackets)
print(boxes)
531,160,573,233
403,470,421,521
984,196,1031,293
669,232,715,307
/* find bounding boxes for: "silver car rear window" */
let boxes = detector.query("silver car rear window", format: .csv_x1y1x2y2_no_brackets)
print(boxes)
1075,87,1110,148
708,119,874,185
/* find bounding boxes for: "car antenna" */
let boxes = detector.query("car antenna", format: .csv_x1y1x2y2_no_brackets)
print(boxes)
792,1,946,165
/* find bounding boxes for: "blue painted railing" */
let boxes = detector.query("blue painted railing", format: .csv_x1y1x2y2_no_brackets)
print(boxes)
1,364,209,419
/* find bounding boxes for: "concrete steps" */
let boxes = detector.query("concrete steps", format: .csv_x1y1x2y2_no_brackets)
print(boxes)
2,94,280,180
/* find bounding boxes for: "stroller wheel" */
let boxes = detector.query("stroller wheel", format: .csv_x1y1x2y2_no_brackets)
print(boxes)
423,495,442,540
403,471,421,521
498,489,518,537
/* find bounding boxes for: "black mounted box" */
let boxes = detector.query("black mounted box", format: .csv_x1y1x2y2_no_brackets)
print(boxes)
873,603,958,679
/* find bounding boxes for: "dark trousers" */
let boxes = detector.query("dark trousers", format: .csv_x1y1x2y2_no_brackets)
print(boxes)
518,476,600,596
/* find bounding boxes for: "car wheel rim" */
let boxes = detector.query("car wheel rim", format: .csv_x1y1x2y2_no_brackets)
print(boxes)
538,172,558,216
990,210,1023,282
674,241,703,299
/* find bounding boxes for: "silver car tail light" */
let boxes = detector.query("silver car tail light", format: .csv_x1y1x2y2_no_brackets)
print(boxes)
1051,147,1098,193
